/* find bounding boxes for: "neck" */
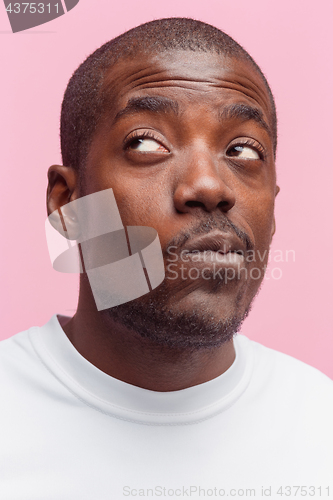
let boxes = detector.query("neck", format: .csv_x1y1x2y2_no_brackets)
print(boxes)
61,301,236,393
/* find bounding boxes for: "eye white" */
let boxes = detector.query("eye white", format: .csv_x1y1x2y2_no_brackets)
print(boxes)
231,145,260,159
131,138,167,152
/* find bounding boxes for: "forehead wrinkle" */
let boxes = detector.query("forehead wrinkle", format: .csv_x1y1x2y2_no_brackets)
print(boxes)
99,67,168,111
102,66,169,97
120,76,270,108
101,57,273,123
116,81,273,134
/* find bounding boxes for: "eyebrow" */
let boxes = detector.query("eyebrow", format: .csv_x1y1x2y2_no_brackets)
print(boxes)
218,103,271,136
114,96,179,123
113,96,271,136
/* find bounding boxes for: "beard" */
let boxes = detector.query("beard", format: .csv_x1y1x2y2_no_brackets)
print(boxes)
101,282,251,352
99,213,255,352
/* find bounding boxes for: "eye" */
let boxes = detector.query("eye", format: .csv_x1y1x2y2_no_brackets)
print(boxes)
227,145,259,159
226,138,265,160
129,138,168,152
125,131,169,153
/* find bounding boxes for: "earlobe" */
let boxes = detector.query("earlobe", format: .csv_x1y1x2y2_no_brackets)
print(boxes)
48,205,81,240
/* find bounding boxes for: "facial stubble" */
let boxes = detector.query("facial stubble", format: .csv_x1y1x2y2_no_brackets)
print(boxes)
101,276,252,352
85,209,257,352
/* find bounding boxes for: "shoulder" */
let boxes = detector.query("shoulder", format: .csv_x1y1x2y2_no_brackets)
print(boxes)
244,335,333,388
0,326,46,388
0,327,37,365
0,314,64,364
0,317,61,386
237,334,333,430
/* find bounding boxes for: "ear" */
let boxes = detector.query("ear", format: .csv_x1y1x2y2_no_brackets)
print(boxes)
270,185,280,241
46,165,80,239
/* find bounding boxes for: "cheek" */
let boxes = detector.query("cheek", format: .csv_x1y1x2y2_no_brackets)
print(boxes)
238,190,275,249
84,157,172,230
110,181,165,228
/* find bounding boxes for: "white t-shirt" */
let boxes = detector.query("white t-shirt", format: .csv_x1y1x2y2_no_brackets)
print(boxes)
0,315,332,500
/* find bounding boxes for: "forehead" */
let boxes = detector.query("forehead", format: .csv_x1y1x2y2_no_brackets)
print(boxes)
100,50,273,131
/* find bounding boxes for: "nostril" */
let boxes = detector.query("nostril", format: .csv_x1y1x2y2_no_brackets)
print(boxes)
217,200,230,209
185,201,206,208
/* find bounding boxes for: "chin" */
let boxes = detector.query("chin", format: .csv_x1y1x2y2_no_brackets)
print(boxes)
100,277,253,351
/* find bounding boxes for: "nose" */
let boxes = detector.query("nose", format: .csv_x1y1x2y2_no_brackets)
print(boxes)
173,149,236,214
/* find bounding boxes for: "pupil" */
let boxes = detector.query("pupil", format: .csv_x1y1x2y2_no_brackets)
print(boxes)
228,145,243,156
131,138,144,149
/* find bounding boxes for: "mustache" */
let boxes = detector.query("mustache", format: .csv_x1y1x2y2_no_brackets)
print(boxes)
163,214,254,255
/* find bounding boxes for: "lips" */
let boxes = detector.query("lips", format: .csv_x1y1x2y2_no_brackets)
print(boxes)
182,231,246,257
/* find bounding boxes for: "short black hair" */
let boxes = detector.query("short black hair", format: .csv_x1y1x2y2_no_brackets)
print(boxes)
60,17,277,174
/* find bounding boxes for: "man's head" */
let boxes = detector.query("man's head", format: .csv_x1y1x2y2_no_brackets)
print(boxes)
48,18,279,351
60,17,277,177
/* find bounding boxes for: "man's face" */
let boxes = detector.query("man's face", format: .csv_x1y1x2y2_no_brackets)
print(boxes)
80,49,277,348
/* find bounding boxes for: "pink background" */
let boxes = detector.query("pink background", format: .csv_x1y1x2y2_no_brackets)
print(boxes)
1,1,332,378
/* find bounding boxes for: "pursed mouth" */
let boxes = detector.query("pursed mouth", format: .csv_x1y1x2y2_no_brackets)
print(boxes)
183,249,245,264
182,231,246,256
185,249,244,256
